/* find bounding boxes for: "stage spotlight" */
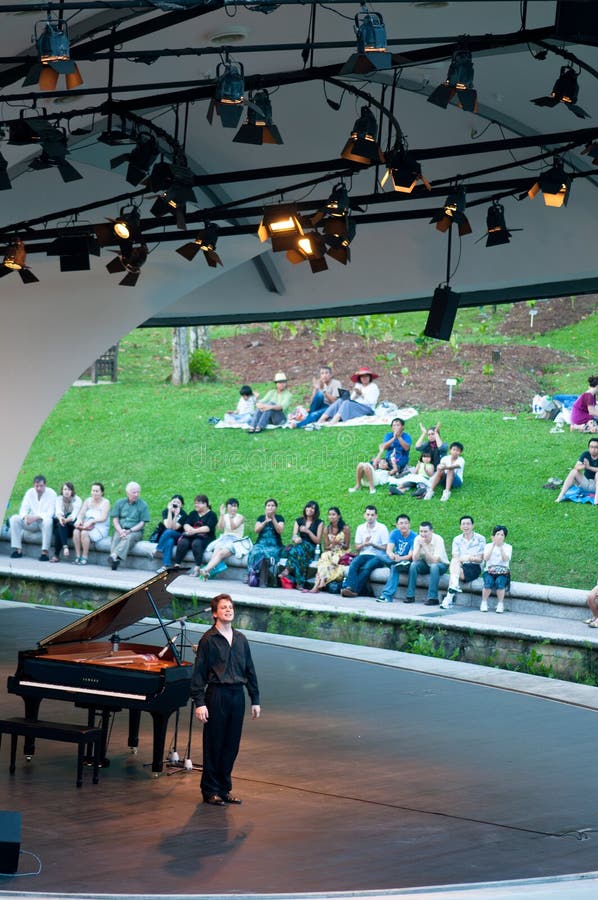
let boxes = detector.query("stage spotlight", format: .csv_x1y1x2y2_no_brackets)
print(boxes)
340,106,384,166
0,152,11,191
111,132,159,186
24,119,82,183
0,239,39,284
233,90,283,145
286,231,329,273
258,203,305,251
106,242,148,287
341,7,392,75
47,233,101,271
22,16,83,91
148,156,197,230
485,201,512,247
531,66,589,119
430,186,472,236
527,159,571,207
427,47,477,112
207,59,245,129
381,142,431,193
176,224,223,268
94,207,142,247
323,216,356,265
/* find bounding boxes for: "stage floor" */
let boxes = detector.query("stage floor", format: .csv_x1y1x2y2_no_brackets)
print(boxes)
0,602,597,895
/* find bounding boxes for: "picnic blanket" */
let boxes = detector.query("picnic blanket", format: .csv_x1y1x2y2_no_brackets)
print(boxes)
214,405,419,429
563,486,596,504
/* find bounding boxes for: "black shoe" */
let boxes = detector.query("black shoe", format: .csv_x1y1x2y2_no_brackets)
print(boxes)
110,556,121,571
222,793,242,804
10,549,23,559
388,485,406,496
39,551,50,562
403,597,415,603
204,794,226,806
424,598,439,606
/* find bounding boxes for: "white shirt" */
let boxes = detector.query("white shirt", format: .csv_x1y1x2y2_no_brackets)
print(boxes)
413,533,449,565
350,381,380,407
451,531,485,561
354,520,389,558
55,494,83,521
439,453,465,479
18,486,57,520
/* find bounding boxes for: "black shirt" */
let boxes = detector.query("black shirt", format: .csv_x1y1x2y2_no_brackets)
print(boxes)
191,626,260,707
183,509,218,540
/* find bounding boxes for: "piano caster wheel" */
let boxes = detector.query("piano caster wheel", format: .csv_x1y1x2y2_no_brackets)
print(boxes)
129,746,138,755
152,772,160,779
25,755,33,761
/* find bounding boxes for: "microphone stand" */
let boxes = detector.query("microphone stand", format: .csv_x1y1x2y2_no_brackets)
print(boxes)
166,617,202,775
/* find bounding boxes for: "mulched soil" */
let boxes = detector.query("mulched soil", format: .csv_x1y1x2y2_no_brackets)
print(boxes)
212,296,596,413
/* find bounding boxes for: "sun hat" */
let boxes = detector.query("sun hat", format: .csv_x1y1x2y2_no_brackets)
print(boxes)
350,365,379,383
274,372,288,382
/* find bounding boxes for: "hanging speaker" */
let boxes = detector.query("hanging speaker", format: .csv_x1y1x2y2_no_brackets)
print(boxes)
423,285,460,341
0,811,21,874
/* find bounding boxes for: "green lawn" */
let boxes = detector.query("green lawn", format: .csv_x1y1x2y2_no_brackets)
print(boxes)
7,309,596,590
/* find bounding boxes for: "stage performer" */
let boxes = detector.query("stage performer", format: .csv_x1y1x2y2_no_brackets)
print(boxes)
191,593,261,806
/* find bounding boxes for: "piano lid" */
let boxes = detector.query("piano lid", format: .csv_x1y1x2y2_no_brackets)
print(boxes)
37,568,186,648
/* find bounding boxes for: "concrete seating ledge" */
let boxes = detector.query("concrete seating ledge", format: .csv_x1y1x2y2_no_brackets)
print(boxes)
0,529,588,623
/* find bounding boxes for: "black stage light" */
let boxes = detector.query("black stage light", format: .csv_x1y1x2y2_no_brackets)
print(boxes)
111,132,159,186
258,203,305,251
381,142,431,193
430,186,472,236
341,8,392,75
106,242,148,286
428,47,477,113
485,201,513,247
24,119,82,183
0,239,39,283
528,159,571,207
148,156,197,230
233,90,283,145
207,60,245,129
340,106,384,165
47,234,101,271
531,66,589,119
286,231,329,273
0,152,11,191
176,224,222,267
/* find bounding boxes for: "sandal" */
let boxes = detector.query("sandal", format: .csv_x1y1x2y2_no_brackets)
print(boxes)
50,556,60,563
589,619,598,628
79,556,88,565
63,547,70,558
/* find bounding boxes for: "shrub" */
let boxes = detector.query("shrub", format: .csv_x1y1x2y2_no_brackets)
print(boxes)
189,348,218,380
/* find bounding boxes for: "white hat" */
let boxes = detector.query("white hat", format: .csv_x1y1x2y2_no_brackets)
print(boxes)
274,372,288,382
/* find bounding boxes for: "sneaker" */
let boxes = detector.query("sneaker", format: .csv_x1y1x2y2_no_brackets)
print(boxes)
480,600,488,612
453,585,463,593
341,587,358,598
376,596,393,603
424,598,439,606
440,490,451,502
423,489,434,500
348,486,359,493
496,601,504,614
388,486,406,496
10,549,23,559
440,595,454,609
403,597,415,603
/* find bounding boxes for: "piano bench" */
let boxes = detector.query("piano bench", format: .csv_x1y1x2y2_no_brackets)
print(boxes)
0,718,102,788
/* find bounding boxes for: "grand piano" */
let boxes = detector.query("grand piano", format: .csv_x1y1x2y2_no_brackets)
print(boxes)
7,568,193,774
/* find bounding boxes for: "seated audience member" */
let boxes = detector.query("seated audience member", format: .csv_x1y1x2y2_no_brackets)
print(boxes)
424,442,465,502
73,482,110,565
388,451,435,497
246,499,285,587
480,525,512,613
198,498,248,580
404,521,449,606
318,366,379,425
349,418,412,494
222,385,257,427
280,501,323,589
555,437,598,503
585,577,598,628
9,474,57,561
51,482,82,562
340,505,390,598
378,514,417,603
293,366,342,429
174,494,218,574
570,376,598,432
415,422,447,468
308,507,351,593
248,373,292,433
108,482,150,571
441,515,485,608
154,494,186,572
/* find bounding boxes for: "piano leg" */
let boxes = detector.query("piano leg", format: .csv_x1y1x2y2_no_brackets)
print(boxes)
149,712,172,775
22,697,42,757
128,710,141,755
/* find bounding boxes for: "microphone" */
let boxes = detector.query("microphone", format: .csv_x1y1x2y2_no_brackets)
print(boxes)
158,633,178,658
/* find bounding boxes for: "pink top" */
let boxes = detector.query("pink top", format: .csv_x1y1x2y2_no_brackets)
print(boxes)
571,391,596,426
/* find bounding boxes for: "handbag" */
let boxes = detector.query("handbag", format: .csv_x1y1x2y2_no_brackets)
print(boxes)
487,565,509,576
338,552,356,566
232,536,252,559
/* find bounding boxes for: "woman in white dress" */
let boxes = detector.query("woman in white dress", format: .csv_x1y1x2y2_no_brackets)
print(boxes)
72,482,111,565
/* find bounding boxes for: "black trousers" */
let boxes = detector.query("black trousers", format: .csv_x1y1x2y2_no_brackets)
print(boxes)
175,535,209,565
201,684,245,799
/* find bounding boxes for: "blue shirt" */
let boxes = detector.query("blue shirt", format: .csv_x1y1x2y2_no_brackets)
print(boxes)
388,528,416,558
383,431,412,469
